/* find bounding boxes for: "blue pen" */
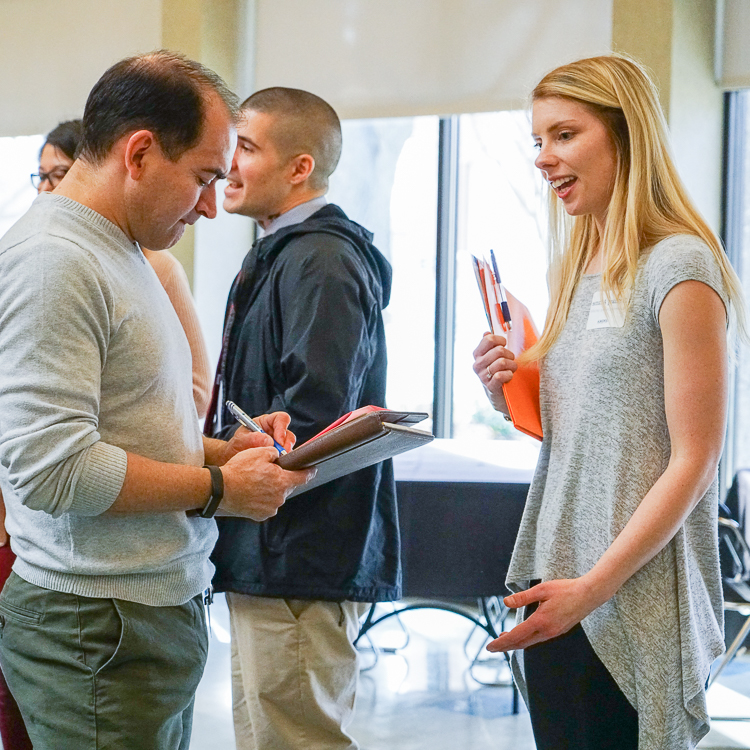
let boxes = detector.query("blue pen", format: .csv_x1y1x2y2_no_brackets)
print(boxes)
490,249,512,332
226,401,287,455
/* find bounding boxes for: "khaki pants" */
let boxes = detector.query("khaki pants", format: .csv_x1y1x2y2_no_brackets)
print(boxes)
226,593,367,750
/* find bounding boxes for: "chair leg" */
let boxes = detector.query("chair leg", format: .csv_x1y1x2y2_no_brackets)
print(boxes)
710,615,750,687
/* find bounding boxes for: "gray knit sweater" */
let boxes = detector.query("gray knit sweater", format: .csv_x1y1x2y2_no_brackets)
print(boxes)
508,235,727,749
0,194,217,606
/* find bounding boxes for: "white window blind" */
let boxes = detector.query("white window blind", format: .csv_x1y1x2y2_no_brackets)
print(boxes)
253,0,613,119
716,0,750,90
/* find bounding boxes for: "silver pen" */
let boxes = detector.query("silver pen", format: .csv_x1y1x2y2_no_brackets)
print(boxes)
226,401,287,455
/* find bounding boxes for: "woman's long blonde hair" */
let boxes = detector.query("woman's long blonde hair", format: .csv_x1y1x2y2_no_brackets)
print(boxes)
524,54,747,361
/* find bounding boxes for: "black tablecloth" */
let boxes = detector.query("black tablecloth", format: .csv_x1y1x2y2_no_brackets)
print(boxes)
396,480,529,599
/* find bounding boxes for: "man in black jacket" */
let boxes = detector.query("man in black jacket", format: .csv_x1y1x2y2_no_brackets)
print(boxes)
206,88,400,750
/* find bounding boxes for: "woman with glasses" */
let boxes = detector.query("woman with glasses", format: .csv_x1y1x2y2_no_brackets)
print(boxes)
31,120,82,192
474,55,747,749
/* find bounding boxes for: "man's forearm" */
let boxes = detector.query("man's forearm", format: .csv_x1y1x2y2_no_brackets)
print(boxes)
107,453,211,513
107,429,309,520
107,436,231,513
203,435,230,467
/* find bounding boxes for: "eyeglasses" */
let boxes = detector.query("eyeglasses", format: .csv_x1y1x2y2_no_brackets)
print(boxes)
30,168,69,190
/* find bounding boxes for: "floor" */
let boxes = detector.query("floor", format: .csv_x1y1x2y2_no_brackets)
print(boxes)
189,595,750,750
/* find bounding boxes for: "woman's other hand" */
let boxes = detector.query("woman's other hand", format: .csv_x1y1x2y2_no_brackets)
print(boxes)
485,577,604,652
472,333,518,414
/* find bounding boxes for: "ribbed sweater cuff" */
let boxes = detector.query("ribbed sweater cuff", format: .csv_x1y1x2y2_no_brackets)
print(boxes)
72,442,128,516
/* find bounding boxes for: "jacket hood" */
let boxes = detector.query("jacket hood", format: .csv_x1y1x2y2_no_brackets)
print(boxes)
261,204,392,308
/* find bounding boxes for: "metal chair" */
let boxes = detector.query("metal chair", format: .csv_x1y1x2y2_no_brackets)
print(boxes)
709,515,750,688
708,471,750,721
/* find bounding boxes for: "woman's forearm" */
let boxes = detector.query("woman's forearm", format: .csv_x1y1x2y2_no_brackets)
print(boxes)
582,451,720,607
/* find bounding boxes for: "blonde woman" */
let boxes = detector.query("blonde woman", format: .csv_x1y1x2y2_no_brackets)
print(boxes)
473,55,746,749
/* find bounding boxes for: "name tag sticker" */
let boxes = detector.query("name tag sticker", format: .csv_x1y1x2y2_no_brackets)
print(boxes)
586,291,626,329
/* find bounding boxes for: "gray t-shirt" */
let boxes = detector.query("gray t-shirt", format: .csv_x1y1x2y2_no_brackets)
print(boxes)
508,235,727,749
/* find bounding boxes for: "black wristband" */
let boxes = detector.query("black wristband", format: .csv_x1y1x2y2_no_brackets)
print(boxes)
197,465,224,518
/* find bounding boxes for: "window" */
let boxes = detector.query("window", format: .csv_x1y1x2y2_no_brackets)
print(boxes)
452,111,548,441
0,135,43,238
328,112,548,443
327,117,440,428
723,91,750,487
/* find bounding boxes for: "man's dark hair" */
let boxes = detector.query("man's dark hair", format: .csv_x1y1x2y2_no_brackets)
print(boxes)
241,87,342,191
78,50,239,164
42,119,83,161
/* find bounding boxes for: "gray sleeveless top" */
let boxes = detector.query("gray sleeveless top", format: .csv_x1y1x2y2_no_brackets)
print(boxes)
508,235,727,749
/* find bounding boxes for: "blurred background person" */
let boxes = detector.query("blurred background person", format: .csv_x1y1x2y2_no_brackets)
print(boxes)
141,247,212,417
0,501,29,749
31,119,81,193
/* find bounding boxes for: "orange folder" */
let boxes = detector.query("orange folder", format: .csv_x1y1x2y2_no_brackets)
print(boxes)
472,256,543,441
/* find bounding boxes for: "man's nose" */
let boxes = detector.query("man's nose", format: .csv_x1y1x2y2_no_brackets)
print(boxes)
197,184,218,220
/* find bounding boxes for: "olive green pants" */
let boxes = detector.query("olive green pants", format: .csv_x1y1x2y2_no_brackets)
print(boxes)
0,572,208,750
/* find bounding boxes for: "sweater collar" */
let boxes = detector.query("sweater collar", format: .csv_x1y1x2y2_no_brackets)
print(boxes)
39,193,142,255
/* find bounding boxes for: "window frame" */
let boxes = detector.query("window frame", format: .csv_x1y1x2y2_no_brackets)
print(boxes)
720,90,746,491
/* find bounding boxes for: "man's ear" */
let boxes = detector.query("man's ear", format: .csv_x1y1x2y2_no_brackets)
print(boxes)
289,154,315,186
123,130,158,180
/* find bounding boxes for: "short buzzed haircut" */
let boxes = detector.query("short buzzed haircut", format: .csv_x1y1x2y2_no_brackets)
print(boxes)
79,50,239,164
241,87,342,191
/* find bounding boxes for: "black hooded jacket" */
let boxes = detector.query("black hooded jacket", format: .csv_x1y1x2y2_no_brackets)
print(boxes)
210,204,401,602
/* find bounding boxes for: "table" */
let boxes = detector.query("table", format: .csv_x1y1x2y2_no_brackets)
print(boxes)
392,437,537,599
396,479,529,598
356,438,539,712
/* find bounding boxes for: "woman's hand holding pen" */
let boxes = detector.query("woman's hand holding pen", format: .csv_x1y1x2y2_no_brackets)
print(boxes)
485,576,608,652
472,333,517,414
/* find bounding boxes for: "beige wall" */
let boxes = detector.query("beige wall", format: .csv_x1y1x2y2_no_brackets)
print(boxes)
670,0,724,233
0,0,162,137
717,0,750,89
159,0,245,282
253,0,613,118
612,0,723,232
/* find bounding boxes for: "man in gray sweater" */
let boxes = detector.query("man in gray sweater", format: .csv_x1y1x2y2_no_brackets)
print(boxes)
0,52,310,750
